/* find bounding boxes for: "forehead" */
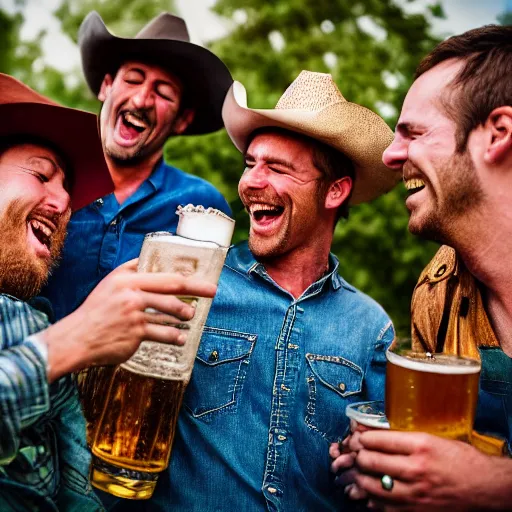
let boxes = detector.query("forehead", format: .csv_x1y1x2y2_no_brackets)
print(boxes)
399,60,463,125
246,131,314,161
116,61,183,90
0,142,63,168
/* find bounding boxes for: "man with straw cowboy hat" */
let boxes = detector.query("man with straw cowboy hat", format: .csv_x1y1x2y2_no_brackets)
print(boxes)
43,11,233,321
112,71,400,511
0,74,217,511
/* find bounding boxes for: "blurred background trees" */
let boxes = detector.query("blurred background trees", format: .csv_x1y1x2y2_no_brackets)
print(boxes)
2,0,506,335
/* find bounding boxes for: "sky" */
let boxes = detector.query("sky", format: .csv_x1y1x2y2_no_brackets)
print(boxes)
1,0,508,73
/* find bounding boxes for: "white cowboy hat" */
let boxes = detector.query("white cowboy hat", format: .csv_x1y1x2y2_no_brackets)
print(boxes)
222,71,399,204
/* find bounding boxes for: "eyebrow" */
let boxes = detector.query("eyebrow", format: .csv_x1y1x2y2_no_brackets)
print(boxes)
395,121,425,136
27,155,59,172
244,152,297,172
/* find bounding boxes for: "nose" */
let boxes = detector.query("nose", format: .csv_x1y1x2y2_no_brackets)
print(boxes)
46,179,71,215
239,164,270,190
131,83,154,110
382,136,408,170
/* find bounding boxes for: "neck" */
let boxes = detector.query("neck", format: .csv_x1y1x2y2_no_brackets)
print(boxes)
261,234,333,299
107,151,162,205
452,205,512,355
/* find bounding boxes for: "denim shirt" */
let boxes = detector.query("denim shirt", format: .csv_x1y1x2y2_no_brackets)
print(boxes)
42,159,231,321
474,347,512,452
0,295,103,511
127,241,394,512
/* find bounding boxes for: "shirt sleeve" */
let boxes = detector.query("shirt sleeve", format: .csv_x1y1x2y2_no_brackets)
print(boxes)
0,339,50,465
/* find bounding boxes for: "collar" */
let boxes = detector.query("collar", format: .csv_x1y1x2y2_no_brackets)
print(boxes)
225,241,354,294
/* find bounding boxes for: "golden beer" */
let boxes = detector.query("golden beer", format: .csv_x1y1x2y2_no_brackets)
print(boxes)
77,365,116,446
385,351,481,441
89,206,235,500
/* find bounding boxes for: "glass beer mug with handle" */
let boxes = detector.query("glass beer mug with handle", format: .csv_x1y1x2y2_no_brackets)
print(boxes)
89,205,235,500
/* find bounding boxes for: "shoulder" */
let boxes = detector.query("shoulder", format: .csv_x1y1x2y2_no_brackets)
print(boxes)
162,163,230,213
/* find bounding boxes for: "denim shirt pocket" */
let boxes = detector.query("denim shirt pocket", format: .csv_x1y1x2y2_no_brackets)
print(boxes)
305,354,363,442
183,327,256,420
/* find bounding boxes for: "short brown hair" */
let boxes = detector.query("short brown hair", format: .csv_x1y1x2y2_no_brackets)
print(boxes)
416,25,512,152
247,127,355,220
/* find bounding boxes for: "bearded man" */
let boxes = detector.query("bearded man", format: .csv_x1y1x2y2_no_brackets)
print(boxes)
332,25,512,511
0,74,215,511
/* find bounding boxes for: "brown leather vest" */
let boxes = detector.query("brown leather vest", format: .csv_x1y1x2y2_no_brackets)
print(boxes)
411,245,500,359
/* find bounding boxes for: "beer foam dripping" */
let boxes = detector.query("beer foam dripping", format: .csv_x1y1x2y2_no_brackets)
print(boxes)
386,350,481,375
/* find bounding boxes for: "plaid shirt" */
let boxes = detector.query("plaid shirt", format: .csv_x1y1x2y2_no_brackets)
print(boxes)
0,294,103,511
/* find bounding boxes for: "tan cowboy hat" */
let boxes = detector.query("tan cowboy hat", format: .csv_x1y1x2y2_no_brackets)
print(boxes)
79,11,233,135
222,71,399,204
0,73,113,211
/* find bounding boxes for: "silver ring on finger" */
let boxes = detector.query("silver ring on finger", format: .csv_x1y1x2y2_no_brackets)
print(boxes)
380,474,394,491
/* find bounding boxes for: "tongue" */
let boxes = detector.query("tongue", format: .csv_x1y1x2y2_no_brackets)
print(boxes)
119,119,142,141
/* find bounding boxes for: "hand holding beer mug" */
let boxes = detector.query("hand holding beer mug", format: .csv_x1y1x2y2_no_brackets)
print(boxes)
89,205,235,499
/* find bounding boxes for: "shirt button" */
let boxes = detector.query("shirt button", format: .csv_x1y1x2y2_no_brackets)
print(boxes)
208,350,219,362
95,198,104,207
110,218,117,226
338,383,346,392
267,486,277,494
277,435,287,441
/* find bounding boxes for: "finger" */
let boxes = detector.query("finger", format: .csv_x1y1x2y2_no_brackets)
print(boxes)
348,431,365,452
143,323,187,345
329,442,342,459
347,483,369,501
356,449,419,482
141,293,197,321
114,259,139,272
334,468,359,488
355,472,425,506
123,272,217,297
143,310,192,328
359,431,435,455
331,452,356,473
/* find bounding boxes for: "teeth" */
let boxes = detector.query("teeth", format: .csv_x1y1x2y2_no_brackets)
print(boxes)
30,220,52,237
124,112,147,129
404,178,425,191
249,203,281,214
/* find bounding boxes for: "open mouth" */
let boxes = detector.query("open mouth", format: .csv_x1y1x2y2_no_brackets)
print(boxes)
249,203,285,224
27,217,55,255
116,111,150,143
404,178,426,195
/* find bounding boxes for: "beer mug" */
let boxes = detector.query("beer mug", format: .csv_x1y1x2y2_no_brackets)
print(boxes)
385,347,481,442
89,206,235,500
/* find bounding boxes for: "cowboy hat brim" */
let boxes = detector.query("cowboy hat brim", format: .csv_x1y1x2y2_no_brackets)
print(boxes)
79,12,233,135
0,102,113,211
222,82,399,205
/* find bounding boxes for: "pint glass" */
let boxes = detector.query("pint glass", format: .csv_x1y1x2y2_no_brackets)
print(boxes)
89,206,234,499
385,349,481,442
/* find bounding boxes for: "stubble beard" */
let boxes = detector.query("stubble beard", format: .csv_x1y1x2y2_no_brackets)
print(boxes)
0,200,69,301
409,150,484,244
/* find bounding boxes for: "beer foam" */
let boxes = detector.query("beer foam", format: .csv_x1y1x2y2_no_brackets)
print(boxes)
143,232,218,249
386,350,481,374
176,204,235,247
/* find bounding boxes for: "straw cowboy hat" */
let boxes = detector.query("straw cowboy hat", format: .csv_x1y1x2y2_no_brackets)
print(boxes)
222,71,399,204
0,74,113,211
79,11,233,135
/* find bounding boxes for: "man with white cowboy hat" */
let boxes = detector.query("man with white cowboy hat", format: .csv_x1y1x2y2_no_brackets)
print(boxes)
43,11,233,321
0,73,216,511
113,71,400,511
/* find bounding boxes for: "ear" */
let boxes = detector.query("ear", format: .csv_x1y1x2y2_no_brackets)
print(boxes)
172,109,196,135
324,176,352,210
484,106,512,165
98,74,113,102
